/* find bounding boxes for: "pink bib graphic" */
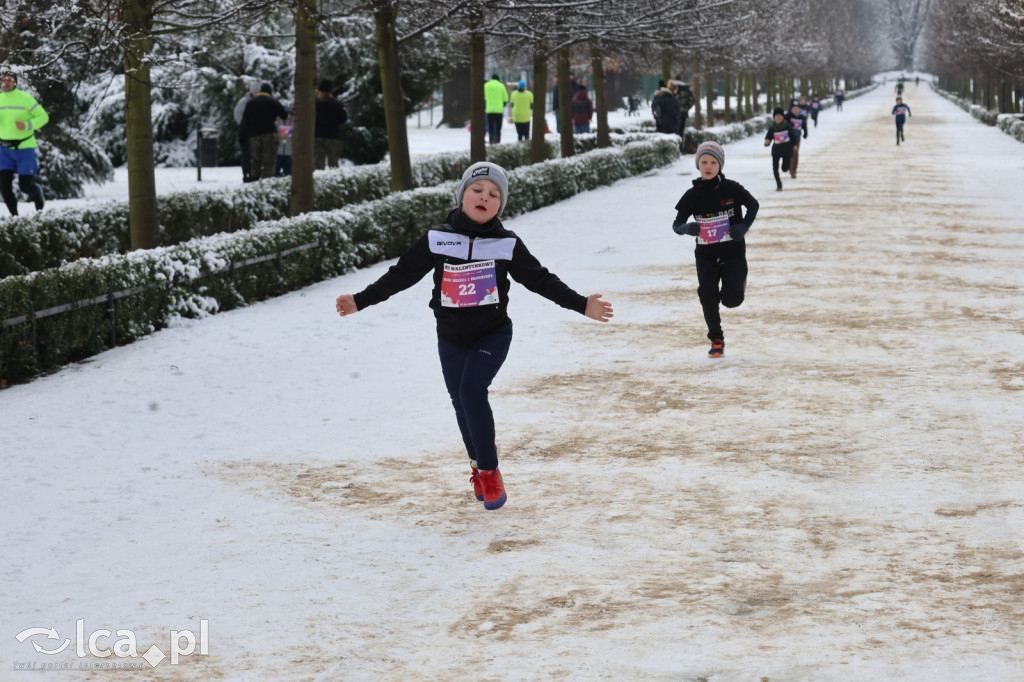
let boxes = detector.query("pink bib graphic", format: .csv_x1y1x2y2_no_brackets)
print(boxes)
697,215,731,244
440,260,500,308
773,130,790,144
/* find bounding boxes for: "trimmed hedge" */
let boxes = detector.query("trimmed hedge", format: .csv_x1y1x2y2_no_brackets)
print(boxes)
0,133,660,279
932,84,1024,144
1,137,679,384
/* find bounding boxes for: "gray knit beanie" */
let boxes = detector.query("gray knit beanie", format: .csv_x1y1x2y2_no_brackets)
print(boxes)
694,141,724,171
455,162,509,216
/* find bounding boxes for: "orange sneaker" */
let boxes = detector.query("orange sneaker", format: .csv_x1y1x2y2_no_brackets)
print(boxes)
470,461,484,501
477,469,507,510
708,338,724,358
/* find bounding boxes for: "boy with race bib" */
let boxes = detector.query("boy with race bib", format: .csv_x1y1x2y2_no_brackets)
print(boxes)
671,141,759,358
335,162,613,510
892,96,911,145
764,107,798,191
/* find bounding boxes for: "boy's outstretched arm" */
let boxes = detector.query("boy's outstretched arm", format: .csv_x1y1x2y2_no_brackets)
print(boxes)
585,294,614,322
335,294,359,317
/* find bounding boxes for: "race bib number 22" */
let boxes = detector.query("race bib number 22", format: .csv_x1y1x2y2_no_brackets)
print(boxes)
440,260,500,308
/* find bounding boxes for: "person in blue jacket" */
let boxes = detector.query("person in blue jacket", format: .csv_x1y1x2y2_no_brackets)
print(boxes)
892,97,911,145
335,162,613,510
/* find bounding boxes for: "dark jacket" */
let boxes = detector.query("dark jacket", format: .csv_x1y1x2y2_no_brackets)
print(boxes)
239,93,289,143
783,110,808,141
352,209,588,347
571,90,594,125
651,87,680,134
315,97,348,139
674,173,760,248
765,119,798,154
891,103,911,121
675,85,695,112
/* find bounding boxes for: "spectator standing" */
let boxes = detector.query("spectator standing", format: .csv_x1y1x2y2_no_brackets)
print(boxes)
239,82,288,182
484,74,509,144
0,71,48,215
274,112,293,177
651,81,680,135
233,88,255,182
551,74,579,134
314,79,347,169
674,78,695,139
509,80,533,141
571,85,594,134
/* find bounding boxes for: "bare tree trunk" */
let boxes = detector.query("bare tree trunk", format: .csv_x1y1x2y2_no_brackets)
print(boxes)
374,1,412,191
704,70,713,127
529,51,548,163
468,3,485,163
591,48,609,148
290,0,317,217
557,47,573,158
692,74,702,129
660,48,671,84
724,73,733,122
122,0,159,250
736,74,744,119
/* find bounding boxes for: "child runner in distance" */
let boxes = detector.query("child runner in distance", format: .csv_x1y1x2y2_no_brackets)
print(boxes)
335,162,614,510
810,95,821,127
783,101,808,179
764,107,797,191
892,96,912,145
671,141,759,358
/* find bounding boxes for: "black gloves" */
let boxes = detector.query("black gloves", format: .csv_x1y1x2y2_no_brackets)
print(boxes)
672,220,700,236
730,222,749,240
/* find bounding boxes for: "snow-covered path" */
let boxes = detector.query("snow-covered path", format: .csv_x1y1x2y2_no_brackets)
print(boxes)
3,82,1023,680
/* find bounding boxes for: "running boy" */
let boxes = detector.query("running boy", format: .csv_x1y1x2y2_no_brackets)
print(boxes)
892,97,911,145
764,107,797,191
671,141,759,358
335,162,613,510
783,102,808,178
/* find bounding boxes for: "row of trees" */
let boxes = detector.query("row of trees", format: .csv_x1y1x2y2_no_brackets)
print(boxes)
0,0,903,250
919,0,1024,113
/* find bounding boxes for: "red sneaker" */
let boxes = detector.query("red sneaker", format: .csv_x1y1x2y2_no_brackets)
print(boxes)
708,338,724,358
477,469,507,510
470,462,484,501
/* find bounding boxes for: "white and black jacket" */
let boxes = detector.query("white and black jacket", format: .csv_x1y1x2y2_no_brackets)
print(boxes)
352,209,588,346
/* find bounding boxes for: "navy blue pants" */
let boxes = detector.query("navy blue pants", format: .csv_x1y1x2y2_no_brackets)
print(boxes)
437,323,512,470
486,113,503,144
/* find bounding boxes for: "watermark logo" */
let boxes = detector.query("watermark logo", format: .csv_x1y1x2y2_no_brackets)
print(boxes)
13,619,208,670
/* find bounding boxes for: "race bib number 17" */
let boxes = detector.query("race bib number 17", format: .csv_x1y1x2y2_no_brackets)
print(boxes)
440,260,500,308
697,215,732,244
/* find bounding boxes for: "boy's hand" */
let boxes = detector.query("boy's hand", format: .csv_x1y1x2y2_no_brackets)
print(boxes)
584,294,613,322
730,222,749,240
335,294,358,317
764,139,771,146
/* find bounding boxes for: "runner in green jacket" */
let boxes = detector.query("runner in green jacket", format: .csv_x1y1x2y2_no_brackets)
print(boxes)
0,71,48,215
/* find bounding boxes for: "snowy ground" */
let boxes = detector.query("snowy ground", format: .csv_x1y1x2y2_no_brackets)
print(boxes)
3,82,1024,681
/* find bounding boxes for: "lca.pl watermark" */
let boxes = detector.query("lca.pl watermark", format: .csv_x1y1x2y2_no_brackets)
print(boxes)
13,619,208,669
